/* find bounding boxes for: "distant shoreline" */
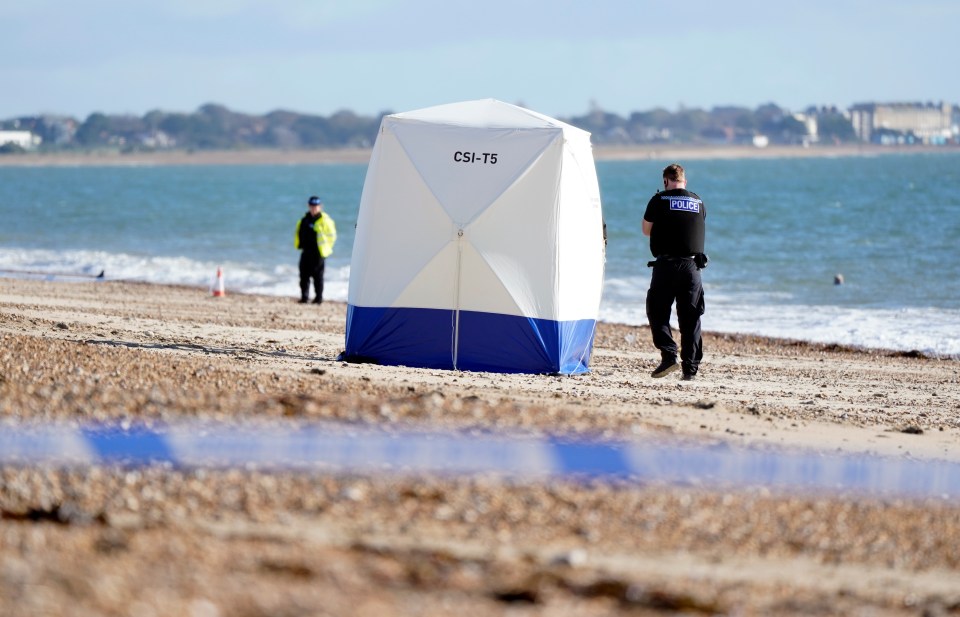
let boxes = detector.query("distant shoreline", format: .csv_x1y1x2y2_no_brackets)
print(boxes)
1,143,957,167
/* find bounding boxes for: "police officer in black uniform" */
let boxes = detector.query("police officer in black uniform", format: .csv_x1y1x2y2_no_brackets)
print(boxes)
642,163,707,380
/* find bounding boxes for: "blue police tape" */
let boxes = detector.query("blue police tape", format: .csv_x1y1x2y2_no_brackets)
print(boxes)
1,422,958,500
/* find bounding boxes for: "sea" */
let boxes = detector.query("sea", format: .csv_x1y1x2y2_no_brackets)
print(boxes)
2,152,959,357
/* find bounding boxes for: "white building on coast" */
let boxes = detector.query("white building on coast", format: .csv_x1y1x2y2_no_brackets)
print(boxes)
850,102,955,144
0,130,42,149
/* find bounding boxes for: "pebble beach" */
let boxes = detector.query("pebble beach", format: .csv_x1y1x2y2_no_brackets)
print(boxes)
2,277,959,616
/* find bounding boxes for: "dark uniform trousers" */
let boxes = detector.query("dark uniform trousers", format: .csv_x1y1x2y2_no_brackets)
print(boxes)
646,258,705,375
299,253,325,302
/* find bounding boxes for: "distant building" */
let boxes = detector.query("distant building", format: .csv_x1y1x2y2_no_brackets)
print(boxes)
0,130,42,149
40,116,78,145
849,102,953,144
137,130,175,149
792,112,818,144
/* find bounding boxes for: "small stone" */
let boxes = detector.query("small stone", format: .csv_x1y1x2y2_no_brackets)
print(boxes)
551,548,588,567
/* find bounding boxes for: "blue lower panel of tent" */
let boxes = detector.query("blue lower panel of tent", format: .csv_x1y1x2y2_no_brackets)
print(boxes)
345,305,596,374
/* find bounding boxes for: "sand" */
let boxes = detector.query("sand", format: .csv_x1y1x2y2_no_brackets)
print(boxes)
1,143,958,168
2,277,959,616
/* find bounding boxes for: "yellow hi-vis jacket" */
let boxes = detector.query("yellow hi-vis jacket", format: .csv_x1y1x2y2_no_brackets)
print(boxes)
295,212,337,258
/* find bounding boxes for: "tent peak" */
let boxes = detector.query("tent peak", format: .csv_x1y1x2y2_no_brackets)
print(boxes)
390,99,589,135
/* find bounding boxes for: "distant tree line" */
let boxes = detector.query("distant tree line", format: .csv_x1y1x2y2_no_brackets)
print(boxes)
565,102,856,145
1,101,866,153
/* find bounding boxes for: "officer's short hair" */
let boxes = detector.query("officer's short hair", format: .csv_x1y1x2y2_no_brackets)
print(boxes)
662,163,685,183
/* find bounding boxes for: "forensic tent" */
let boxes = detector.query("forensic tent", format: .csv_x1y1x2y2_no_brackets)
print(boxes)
343,99,605,374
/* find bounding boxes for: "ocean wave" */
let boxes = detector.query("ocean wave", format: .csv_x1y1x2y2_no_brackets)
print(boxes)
600,300,960,357
0,247,351,298
3,247,958,357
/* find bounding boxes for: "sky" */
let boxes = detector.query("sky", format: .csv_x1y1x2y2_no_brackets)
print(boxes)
3,0,959,121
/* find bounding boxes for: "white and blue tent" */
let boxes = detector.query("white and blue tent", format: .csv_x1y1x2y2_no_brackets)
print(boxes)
344,99,605,374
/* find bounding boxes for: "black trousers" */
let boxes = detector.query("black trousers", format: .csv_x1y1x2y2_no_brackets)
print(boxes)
646,259,705,374
299,255,325,302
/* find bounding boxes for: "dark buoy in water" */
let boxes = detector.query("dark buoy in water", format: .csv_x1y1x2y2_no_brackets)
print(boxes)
834,273,845,285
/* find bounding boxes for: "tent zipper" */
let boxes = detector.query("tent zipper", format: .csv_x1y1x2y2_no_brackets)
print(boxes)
452,228,464,369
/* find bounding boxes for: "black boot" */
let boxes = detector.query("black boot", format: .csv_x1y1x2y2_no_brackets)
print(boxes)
651,357,679,378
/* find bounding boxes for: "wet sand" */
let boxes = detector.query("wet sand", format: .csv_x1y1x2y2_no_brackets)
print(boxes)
2,278,959,616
